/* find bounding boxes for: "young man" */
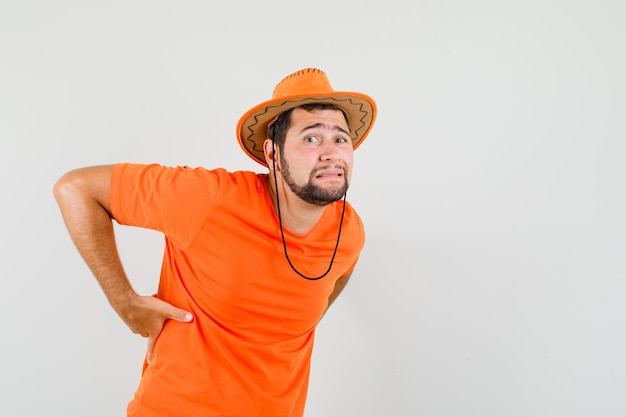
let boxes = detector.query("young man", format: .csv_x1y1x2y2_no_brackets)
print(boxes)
53,68,376,416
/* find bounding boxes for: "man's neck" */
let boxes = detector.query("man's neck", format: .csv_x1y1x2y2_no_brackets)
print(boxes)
266,175,326,235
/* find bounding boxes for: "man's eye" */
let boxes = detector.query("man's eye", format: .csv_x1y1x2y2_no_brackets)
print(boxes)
304,136,318,143
336,137,347,144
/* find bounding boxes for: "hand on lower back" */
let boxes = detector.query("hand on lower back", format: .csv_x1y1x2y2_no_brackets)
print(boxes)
116,294,193,364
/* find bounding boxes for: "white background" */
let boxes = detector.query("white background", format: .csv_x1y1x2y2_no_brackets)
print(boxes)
1,1,625,416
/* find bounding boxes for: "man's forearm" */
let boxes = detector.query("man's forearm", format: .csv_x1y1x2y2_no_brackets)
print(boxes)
53,168,136,313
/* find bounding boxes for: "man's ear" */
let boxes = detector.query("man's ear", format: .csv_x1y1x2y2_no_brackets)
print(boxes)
263,139,279,171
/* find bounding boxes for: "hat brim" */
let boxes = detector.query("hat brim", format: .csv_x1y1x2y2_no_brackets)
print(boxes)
236,92,377,167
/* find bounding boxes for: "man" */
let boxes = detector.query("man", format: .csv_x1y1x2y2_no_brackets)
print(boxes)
53,68,377,416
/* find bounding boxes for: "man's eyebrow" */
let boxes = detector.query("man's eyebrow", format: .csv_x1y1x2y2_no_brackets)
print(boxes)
299,123,350,136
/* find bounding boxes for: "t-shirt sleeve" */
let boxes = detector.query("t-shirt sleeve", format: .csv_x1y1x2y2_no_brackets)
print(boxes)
110,163,222,249
343,205,365,276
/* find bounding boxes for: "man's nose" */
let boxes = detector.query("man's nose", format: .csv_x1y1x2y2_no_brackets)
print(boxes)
320,141,341,161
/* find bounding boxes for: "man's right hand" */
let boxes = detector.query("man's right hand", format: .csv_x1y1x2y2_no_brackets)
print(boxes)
115,293,193,364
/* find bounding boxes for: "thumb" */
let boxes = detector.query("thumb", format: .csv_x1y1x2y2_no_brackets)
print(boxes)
146,334,157,365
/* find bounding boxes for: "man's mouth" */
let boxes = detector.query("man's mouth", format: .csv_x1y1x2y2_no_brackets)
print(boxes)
316,171,343,178
314,166,346,179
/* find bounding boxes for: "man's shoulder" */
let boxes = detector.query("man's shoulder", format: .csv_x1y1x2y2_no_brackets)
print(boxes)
203,167,265,187
113,163,265,194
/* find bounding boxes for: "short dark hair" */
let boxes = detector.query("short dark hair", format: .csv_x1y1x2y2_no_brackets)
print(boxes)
268,103,349,151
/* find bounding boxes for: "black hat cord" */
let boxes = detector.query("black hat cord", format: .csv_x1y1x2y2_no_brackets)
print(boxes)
271,141,346,281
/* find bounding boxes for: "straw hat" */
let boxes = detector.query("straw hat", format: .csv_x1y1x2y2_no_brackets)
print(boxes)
236,68,377,166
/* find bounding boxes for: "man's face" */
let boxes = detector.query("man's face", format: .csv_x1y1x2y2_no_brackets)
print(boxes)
278,107,354,206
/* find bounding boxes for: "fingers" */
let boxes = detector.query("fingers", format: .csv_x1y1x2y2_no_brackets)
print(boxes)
147,295,193,323
167,306,194,323
144,301,193,365
125,297,192,365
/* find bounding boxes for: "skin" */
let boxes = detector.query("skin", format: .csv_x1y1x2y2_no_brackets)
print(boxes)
53,106,354,362
263,107,354,234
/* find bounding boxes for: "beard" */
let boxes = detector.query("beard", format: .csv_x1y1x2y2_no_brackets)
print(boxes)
280,153,348,206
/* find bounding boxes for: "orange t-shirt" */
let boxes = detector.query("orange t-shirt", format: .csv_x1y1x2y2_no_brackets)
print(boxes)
110,163,365,417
